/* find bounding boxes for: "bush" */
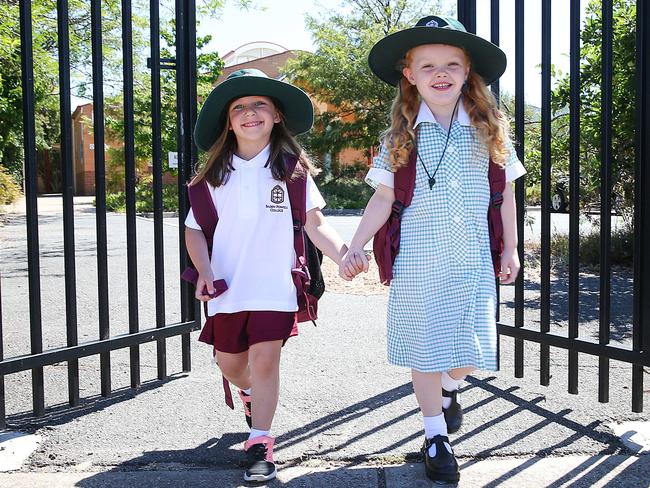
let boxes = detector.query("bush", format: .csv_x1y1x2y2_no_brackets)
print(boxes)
317,175,373,209
0,165,22,205
548,224,634,269
104,176,179,213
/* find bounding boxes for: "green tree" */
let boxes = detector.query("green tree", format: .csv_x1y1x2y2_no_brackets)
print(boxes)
103,14,223,191
535,0,636,216
284,0,451,172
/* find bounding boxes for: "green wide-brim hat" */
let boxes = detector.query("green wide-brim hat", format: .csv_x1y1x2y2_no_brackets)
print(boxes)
194,68,314,152
368,15,507,86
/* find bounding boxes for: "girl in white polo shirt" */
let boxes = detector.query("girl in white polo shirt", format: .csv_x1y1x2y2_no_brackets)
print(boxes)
185,68,347,483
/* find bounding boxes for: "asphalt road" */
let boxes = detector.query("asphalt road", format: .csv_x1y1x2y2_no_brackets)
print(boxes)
0,196,647,486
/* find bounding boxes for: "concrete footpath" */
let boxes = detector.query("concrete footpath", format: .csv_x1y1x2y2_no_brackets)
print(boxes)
0,196,649,487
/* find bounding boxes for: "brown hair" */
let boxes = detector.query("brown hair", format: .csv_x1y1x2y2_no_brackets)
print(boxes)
190,99,317,187
384,48,511,170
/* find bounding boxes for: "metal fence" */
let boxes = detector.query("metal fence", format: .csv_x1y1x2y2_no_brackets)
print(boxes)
459,0,650,413
0,0,199,428
0,0,648,429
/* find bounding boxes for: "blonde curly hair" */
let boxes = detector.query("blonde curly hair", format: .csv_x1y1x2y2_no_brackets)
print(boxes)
383,48,511,170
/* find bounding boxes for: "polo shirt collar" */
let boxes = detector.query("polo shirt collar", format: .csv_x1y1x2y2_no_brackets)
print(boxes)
232,144,271,168
413,99,471,129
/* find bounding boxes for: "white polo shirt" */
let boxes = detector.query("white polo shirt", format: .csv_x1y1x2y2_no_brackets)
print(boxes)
185,145,326,316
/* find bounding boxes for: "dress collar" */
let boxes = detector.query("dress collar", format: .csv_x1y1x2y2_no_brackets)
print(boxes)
413,99,471,129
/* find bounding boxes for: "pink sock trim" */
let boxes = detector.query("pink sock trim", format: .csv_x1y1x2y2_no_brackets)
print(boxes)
244,435,275,462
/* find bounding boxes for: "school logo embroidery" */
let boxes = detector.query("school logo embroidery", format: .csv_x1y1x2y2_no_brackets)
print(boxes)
271,185,285,204
425,19,439,27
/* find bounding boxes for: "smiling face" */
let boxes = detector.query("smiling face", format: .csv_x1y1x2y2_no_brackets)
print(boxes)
227,95,281,147
402,44,470,113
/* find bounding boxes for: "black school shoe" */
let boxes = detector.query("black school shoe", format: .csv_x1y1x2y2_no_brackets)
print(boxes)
442,388,463,434
243,436,277,482
422,435,460,485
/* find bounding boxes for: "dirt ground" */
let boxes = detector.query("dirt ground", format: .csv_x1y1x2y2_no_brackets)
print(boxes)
320,255,388,295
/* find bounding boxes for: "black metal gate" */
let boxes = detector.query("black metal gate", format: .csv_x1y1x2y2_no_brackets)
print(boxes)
0,0,198,428
459,0,650,413
0,0,649,429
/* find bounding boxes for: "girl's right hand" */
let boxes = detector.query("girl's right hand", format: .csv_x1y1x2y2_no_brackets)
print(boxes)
195,272,215,302
339,247,369,280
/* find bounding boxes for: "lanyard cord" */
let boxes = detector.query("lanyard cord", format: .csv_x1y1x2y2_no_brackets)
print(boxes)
416,94,462,190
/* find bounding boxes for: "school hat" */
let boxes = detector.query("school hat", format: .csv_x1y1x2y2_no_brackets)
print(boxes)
193,68,314,151
368,15,507,86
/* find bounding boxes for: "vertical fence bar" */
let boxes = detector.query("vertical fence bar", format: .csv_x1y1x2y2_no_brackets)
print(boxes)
457,0,476,34
491,0,501,369
569,0,582,397
150,0,167,380
57,0,79,407
176,0,194,372
122,0,140,389
632,0,650,413
540,0,552,387
513,0,525,378
20,0,45,416
0,272,5,428
91,0,111,396
490,0,500,103
188,0,201,338
598,0,613,403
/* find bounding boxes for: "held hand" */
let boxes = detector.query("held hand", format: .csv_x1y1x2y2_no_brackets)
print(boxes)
339,247,369,280
499,248,520,284
195,272,215,301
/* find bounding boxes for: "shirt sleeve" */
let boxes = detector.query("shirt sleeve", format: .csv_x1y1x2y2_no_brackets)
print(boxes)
365,141,395,189
504,135,526,182
306,174,326,212
184,207,201,230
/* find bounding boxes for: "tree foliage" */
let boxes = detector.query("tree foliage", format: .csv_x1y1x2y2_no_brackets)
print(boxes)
0,0,239,192
524,0,637,215
284,0,451,168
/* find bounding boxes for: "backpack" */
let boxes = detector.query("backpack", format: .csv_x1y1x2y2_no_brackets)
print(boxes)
181,154,324,323
373,148,506,285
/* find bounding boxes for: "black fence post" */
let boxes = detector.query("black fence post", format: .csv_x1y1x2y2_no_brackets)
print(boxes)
633,0,650,413
20,0,45,417
57,0,80,407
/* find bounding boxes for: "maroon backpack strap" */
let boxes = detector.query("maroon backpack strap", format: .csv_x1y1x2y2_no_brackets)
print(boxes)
185,181,234,410
187,180,219,254
372,148,417,285
487,158,506,276
285,155,319,323
393,148,417,210
285,155,307,259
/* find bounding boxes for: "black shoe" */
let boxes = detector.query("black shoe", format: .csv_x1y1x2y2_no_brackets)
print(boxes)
243,436,277,482
443,388,463,434
422,435,460,485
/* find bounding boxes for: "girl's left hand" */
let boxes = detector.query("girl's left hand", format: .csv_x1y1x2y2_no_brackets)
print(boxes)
499,248,520,284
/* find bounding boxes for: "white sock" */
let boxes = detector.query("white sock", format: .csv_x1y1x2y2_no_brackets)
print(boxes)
441,372,463,392
241,387,252,395
248,428,269,440
423,414,452,456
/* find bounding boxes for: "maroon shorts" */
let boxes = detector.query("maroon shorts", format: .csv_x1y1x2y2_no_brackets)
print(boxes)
198,310,298,354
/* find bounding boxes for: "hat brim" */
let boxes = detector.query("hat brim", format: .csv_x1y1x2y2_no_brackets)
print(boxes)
194,76,314,152
368,27,507,86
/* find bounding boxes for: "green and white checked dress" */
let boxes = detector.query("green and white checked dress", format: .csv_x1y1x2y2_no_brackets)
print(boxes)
366,101,526,372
